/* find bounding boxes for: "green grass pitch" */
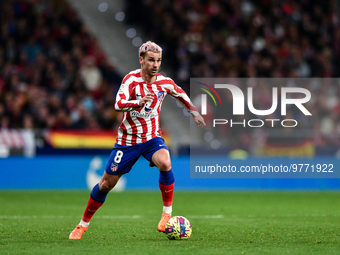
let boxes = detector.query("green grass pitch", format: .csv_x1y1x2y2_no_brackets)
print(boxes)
0,191,339,254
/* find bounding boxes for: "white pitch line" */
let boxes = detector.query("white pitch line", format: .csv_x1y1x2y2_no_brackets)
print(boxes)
98,215,142,219
230,214,340,218
0,215,225,220
187,215,224,219
1,214,338,220
0,215,142,220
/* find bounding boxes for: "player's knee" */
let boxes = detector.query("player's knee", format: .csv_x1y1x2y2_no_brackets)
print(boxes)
159,160,172,171
99,180,114,193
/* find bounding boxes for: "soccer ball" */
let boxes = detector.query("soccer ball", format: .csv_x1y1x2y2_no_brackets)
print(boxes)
165,216,192,240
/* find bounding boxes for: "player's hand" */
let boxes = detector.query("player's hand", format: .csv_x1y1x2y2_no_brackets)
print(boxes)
193,115,206,128
139,93,154,107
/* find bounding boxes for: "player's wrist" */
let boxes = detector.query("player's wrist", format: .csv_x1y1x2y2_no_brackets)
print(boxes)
190,111,199,117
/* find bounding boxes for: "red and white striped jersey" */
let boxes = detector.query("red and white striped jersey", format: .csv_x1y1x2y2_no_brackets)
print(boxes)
115,69,199,146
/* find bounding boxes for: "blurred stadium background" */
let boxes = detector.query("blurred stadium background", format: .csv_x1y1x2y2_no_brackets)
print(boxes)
0,0,340,190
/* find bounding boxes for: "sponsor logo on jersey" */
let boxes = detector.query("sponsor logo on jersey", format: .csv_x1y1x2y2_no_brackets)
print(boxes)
143,101,153,114
144,107,152,112
131,111,157,118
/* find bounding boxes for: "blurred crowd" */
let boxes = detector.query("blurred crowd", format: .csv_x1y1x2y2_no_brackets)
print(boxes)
126,0,340,84
1,0,340,153
0,0,122,130
126,0,340,151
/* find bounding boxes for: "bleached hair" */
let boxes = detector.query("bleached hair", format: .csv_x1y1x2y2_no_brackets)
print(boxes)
139,41,162,57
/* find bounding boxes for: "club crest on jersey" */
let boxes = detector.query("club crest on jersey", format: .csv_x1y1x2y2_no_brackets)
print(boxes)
111,162,118,172
158,91,164,101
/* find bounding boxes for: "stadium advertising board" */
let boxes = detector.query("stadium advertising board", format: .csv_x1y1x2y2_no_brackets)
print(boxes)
0,155,339,190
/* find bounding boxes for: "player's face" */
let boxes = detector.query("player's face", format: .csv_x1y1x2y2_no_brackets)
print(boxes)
140,51,162,77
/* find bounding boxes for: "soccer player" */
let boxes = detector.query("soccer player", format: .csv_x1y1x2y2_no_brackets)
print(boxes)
69,41,205,239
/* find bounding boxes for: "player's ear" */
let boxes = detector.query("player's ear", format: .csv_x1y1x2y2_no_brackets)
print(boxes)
139,56,144,65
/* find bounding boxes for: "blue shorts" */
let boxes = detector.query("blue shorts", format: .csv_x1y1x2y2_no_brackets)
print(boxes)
105,137,169,175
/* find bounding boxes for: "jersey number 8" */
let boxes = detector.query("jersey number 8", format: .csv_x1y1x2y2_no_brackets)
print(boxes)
114,150,123,163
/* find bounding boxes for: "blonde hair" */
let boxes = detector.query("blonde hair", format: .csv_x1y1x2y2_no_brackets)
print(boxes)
139,41,162,57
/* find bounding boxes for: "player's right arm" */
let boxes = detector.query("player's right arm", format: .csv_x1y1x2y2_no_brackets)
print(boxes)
138,93,154,107
115,80,153,111
115,83,140,112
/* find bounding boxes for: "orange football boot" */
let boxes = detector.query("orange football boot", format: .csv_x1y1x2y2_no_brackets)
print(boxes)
69,224,88,239
157,212,171,232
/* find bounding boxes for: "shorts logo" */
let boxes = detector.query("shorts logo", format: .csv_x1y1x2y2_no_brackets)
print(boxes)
111,162,119,172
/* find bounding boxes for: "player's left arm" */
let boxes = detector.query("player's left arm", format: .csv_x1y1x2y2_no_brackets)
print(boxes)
193,115,205,128
169,82,206,128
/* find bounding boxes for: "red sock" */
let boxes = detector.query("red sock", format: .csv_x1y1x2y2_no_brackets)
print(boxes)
82,197,104,223
159,183,174,207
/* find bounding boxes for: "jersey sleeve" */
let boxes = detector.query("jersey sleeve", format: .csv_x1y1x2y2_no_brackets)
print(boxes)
169,81,200,117
115,79,140,112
